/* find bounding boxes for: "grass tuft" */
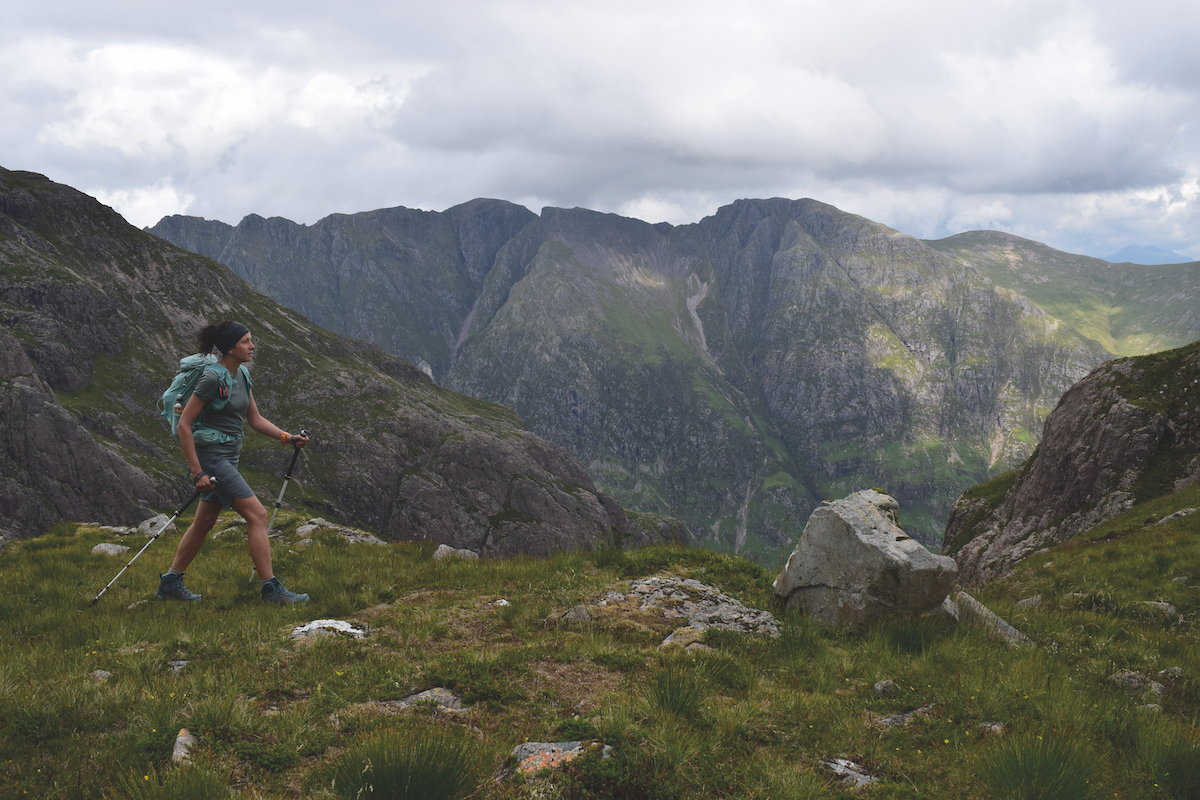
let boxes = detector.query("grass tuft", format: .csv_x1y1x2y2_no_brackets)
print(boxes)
322,727,481,800
977,733,1103,800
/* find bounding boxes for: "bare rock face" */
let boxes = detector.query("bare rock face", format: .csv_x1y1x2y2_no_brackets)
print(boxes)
944,340,1200,585
772,490,958,631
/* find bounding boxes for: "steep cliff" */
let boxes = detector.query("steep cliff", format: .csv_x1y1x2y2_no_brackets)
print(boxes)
151,199,1116,554
943,340,1200,584
0,167,641,557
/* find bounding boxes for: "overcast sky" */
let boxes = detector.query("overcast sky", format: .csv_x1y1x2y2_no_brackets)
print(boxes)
3,0,1198,259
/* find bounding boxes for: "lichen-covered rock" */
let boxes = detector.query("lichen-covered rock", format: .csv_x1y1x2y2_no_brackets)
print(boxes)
773,490,957,631
511,741,611,776
621,575,778,637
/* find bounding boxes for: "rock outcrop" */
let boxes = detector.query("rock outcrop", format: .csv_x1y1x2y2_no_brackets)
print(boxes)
0,167,647,557
772,490,958,631
944,340,1200,585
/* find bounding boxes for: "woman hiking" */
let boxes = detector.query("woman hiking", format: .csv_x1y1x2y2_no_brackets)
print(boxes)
157,320,310,605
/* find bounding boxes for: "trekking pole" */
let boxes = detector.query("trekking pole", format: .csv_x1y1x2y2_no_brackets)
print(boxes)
89,481,214,606
250,429,310,583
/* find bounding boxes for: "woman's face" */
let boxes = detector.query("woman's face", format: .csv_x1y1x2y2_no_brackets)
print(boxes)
228,332,255,362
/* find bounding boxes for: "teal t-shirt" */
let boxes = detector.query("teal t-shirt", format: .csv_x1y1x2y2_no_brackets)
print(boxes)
191,366,252,452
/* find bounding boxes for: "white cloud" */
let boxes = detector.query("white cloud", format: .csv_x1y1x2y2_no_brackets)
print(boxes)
93,181,194,228
0,0,1197,258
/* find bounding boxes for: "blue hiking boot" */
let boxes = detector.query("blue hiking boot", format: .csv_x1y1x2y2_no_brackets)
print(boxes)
157,572,202,602
261,577,309,605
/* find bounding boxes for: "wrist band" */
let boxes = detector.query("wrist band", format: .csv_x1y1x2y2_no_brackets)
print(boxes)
281,432,289,444
193,473,207,484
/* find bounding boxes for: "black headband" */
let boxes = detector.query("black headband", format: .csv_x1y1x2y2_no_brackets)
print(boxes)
214,322,250,355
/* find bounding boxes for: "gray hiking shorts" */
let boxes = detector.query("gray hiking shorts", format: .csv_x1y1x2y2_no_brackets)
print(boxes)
196,446,255,509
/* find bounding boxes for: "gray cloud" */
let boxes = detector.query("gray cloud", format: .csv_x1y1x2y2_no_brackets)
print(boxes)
2,0,1198,259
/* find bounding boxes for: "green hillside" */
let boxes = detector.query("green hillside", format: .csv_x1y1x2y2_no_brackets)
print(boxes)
926,231,1200,356
1,482,1196,799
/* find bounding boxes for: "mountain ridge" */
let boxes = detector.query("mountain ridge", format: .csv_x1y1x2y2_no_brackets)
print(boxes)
146,197,1169,553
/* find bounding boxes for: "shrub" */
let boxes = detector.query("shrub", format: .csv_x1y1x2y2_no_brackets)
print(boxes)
977,733,1102,800
323,727,481,800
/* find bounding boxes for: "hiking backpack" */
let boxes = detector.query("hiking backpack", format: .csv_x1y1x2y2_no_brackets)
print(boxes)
159,354,251,444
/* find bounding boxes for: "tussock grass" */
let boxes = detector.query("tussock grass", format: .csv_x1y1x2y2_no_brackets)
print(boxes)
321,726,482,800
0,497,1197,799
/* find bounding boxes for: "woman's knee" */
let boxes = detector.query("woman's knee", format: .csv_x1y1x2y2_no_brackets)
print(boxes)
234,496,268,527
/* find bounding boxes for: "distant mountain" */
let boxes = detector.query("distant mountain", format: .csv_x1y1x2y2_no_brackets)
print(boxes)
151,200,1127,554
0,167,650,556
926,231,1200,356
1104,244,1190,265
944,339,1200,585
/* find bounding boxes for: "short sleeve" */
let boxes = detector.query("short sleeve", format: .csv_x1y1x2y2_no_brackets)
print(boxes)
191,369,220,404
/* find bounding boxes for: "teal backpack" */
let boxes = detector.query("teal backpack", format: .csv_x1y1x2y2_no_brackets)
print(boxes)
159,354,252,445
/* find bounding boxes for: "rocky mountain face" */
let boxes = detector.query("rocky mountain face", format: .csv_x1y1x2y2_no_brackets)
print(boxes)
151,200,1123,556
0,167,653,557
943,340,1200,585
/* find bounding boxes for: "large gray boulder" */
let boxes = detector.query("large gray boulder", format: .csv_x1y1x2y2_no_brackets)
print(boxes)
772,490,957,631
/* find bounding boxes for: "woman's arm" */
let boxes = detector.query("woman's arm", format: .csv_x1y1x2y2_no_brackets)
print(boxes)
246,392,308,447
178,395,215,490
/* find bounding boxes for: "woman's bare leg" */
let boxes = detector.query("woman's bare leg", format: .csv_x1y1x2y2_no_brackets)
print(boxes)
233,494,273,581
170,499,222,572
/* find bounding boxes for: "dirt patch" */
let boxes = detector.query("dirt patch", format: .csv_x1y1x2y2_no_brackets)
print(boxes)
528,660,628,715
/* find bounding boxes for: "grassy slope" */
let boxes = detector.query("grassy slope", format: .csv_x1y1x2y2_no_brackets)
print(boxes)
925,232,1200,357
1,484,1197,799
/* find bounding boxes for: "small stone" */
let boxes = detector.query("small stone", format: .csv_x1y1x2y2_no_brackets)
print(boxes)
874,680,896,697
91,543,129,556
562,605,592,622
167,660,188,672
956,593,1032,647
295,538,314,548
1158,667,1184,680
127,600,150,610
434,543,480,561
138,514,176,537
399,687,464,712
1016,595,1042,610
820,758,877,788
1141,601,1177,615
291,619,367,639
980,721,1005,735
172,728,198,763
90,669,112,682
